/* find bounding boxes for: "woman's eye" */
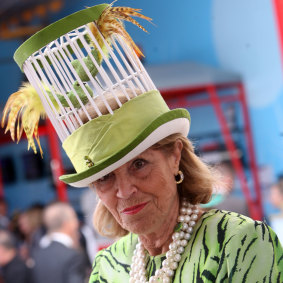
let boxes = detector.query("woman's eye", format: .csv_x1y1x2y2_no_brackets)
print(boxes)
132,159,146,170
94,173,115,192
97,173,112,183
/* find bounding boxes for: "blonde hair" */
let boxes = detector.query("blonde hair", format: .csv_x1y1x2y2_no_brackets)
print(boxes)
93,133,217,238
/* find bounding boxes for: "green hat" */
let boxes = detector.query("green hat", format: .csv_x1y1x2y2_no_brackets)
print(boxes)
60,90,190,187
4,3,191,188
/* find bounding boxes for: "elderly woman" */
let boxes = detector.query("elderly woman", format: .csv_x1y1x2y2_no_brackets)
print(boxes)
1,2,283,283
87,126,283,282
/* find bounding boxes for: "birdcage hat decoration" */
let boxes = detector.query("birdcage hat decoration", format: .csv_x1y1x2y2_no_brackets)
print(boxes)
2,2,191,187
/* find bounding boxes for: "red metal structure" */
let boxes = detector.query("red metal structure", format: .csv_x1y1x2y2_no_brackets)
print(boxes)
147,62,263,220
273,0,283,69
46,120,68,202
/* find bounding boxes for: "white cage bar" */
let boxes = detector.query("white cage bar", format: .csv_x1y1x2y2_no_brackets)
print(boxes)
21,19,157,143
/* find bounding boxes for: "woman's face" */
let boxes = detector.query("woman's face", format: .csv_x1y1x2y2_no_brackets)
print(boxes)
93,140,183,235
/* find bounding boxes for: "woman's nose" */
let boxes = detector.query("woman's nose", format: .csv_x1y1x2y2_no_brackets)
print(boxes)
115,176,137,199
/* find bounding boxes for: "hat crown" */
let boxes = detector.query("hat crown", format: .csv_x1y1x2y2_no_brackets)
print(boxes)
62,90,170,173
21,4,156,143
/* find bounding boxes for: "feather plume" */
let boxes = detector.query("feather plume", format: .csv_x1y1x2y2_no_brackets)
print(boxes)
1,82,48,157
89,2,152,58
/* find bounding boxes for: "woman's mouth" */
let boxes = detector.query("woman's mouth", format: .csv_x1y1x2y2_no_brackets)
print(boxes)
121,202,148,215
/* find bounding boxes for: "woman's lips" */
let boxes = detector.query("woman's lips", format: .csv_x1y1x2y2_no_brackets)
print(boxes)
121,202,148,215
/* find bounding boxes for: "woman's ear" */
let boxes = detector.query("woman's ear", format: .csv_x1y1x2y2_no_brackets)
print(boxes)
171,139,183,175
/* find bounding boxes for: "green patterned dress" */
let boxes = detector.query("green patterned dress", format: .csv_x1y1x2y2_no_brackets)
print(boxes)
89,209,283,282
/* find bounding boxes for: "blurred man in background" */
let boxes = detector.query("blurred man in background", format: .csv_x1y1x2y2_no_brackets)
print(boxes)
0,229,30,283
213,160,250,216
201,160,250,216
32,202,88,283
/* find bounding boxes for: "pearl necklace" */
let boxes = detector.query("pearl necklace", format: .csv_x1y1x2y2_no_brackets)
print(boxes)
129,198,199,283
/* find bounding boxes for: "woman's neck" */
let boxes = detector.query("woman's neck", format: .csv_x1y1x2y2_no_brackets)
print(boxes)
138,198,179,256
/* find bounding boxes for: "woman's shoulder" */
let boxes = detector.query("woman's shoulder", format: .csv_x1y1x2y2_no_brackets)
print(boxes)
193,210,283,282
89,233,138,282
197,209,281,247
201,209,260,227
92,233,138,267
96,233,138,257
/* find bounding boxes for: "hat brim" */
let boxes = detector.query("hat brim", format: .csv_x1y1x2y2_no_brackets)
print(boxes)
59,108,190,187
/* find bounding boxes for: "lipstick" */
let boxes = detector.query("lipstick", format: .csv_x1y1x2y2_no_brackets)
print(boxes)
121,202,148,215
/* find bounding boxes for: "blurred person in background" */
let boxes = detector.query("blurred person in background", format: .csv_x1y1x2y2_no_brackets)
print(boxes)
32,202,88,283
213,160,250,216
0,199,9,230
202,160,250,216
80,189,113,262
76,211,96,269
9,212,26,246
0,230,30,283
18,204,45,266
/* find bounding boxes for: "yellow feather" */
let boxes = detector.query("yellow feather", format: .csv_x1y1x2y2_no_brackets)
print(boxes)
16,108,24,143
90,3,152,58
33,122,43,157
5,99,24,140
88,22,108,63
1,82,49,157
22,109,40,155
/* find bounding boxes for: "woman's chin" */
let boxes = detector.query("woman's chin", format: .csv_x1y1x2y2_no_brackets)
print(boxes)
121,215,158,235
125,225,152,235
